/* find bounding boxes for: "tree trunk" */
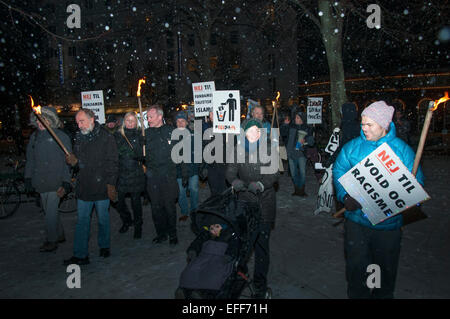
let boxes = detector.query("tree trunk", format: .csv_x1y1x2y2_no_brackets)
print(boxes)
318,0,347,129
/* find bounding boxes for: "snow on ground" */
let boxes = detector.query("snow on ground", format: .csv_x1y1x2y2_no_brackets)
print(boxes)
0,155,449,298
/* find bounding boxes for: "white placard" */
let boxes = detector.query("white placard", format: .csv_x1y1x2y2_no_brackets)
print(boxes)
325,127,341,155
192,81,215,117
136,111,148,129
314,128,341,215
307,97,323,124
81,90,105,124
338,143,430,225
212,90,240,134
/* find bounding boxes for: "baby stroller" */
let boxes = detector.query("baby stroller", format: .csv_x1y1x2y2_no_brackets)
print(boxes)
175,187,272,299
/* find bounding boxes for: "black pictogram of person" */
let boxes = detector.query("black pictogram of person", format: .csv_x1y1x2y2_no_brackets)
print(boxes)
226,93,237,122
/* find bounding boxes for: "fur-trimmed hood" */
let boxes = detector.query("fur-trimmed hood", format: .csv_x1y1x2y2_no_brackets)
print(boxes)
29,106,61,129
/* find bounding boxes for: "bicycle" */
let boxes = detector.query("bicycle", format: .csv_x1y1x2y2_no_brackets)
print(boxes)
0,158,77,219
0,159,36,219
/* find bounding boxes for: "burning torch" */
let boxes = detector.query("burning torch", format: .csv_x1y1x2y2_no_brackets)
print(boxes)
271,91,281,136
333,92,449,219
137,77,146,156
29,96,69,156
412,92,449,175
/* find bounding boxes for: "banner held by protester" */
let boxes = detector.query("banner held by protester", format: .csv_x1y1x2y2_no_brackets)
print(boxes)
192,81,215,117
314,127,341,215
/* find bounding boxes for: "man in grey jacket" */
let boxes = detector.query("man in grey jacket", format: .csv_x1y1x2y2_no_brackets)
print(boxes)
25,106,72,252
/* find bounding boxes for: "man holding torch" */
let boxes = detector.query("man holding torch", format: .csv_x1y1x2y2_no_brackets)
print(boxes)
25,106,72,253
333,101,425,299
64,109,119,266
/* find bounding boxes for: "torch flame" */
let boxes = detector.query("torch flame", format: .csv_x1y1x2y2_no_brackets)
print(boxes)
276,91,280,102
29,95,41,114
137,78,146,97
431,92,449,111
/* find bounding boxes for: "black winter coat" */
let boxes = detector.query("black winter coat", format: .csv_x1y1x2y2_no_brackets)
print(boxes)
73,122,119,201
114,128,145,194
145,124,177,179
226,138,279,225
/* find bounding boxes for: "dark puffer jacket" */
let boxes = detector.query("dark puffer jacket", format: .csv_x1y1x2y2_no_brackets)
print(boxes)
226,138,279,225
73,122,119,201
114,128,145,194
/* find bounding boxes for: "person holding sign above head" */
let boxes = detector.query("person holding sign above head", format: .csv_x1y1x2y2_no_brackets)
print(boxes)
333,101,425,299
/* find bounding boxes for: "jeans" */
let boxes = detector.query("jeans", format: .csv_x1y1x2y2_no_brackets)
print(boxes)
73,199,110,258
344,219,402,299
288,157,307,188
177,175,199,216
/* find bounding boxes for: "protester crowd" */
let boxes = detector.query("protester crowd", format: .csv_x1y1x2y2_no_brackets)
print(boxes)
23,98,422,299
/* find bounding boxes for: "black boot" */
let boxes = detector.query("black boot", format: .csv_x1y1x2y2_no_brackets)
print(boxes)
291,186,302,196
134,225,142,239
119,222,131,233
298,186,308,197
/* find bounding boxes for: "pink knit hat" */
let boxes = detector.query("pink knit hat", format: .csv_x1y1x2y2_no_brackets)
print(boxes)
361,101,395,130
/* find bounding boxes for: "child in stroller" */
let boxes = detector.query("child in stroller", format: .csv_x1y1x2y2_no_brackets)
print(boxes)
175,188,269,299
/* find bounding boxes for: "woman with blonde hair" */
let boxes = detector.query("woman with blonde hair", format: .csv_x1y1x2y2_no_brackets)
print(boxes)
113,112,146,239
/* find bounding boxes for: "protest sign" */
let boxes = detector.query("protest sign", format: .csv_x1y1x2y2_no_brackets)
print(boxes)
136,110,148,129
325,127,341,155
192,81,215,117
307,97,323,125
81,90,105,124
314,128,341,215
338,143,430,225
212,90,240,134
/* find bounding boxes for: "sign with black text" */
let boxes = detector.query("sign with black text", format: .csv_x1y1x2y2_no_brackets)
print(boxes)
81,90,105,124
307,97,323,124
192,81,215,117
314,128,340,215
338,143,430,225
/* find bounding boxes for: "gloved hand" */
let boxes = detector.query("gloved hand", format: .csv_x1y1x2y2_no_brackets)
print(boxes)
65,153,78,166
248,181,264,194
56,186,66,198
343,194,362,211
186,250,197,263
231,179,245,192
107,184,118,202
62,181,72,194
24,178,35,195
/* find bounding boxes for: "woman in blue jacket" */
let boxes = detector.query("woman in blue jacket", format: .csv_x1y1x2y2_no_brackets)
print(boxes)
333,101,424,299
